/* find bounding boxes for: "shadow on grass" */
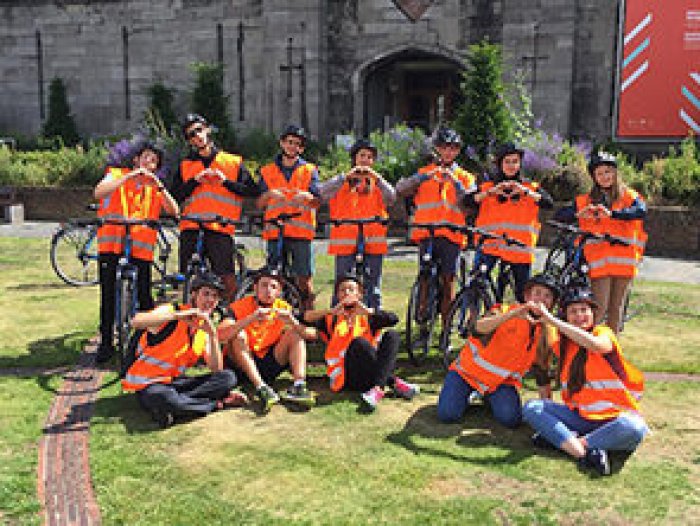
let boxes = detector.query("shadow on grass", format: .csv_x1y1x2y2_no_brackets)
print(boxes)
386,403,538,467
0,331,90,370
7,282,83,291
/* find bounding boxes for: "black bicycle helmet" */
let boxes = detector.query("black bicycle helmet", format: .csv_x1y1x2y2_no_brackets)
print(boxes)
336,270,364,289
432,126,462,146
279,124,307,144
523,273,561,299
182,113,208,136
349,138,378,162
560,287,599,310
588,151,618,174
494,142,525,164
253,266,284,284
190,271,225,293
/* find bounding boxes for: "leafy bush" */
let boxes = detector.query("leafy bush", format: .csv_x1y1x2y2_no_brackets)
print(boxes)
42,78,80,147
146,82,178,134
659,136,700,205
190,62,236,150
238,128,279,165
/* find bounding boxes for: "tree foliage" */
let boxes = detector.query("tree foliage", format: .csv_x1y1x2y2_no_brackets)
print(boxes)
42,77,80,147
190,62,236,149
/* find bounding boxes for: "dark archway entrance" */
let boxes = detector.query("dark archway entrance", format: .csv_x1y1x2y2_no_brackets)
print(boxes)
362,49,463,134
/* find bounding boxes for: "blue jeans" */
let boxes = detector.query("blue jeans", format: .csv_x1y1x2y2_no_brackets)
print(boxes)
437,370,523,428
522,399,648,451
472,251,531,303
332,254,384,309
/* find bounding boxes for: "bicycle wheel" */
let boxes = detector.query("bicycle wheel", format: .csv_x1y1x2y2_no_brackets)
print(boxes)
116,274,136,371
405,278,439,366
50,224,99,286
440,287,493,370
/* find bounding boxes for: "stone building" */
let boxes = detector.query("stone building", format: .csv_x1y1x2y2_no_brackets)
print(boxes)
0,0,619,142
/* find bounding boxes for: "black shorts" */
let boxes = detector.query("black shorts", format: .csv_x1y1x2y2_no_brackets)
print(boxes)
226,348,287,386
179,229,235,275
419,237,460,276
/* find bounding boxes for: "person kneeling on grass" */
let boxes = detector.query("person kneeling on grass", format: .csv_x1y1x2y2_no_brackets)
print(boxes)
437,274,560,428
522,288,648,476
121,272,247,428
303,273,419,412
217,268,316,412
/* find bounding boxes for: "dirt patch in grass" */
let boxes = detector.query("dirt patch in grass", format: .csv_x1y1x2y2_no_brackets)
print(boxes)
426,471,535,501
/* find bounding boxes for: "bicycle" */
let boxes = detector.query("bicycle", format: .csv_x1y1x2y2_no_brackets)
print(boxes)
326,215,391,307
439,227,526,370
404,221,471,366
178,214,250,302
234,212,305,315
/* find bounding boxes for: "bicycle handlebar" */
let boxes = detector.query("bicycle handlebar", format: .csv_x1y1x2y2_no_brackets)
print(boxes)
546,220,631,247
179,214,247,228
327,216,391,227
68,217,165,229
405,222,526,248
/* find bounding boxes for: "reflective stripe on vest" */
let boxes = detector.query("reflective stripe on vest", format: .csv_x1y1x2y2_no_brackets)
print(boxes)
261,162,317,240
323,314,377,392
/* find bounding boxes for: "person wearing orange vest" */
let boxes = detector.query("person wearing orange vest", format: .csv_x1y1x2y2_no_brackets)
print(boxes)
122,272,247,428
171,114,260,301
437,274,560,427
256,125,321,310
396,127,476,330
303,273,419,411
218,268,317,412
554,152,647,333
94,139,179,364
522,288,648,476
466,143,554,302
319,138,395,309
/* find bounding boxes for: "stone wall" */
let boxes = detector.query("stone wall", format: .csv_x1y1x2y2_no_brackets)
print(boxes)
12,186,699,259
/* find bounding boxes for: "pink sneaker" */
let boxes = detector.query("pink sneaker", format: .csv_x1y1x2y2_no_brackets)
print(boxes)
392,377,420,400
360,386,385,411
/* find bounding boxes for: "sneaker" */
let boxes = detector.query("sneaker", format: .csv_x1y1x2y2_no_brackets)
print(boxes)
216,390,249,410
579,447,611,476
280,382,316,408
256,384,280,413
531,432,556,450
152,410,174,429
392,377,419,400
360,386,385,411
95,343,115,364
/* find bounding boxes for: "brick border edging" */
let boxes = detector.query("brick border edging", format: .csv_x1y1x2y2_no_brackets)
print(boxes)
37,338,104,526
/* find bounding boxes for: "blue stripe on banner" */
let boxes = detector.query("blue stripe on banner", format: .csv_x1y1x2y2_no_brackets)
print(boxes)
682,86,700,111
623,37,649,69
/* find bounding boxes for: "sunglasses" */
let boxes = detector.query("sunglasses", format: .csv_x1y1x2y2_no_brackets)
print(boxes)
186,126,206,140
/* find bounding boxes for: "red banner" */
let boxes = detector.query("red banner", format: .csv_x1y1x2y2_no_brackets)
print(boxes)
616,0,700,138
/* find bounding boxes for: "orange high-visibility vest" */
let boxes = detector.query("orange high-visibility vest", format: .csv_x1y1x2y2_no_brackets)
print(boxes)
97,166,163,262
449,304,554,394
321,314,379,392
121,303,207,391
560,325,644,420
179,151,244,236
410,164,475,247
575,189,648,278
229,295,290,358
328,179,388,255
260,162,317,240
474,180,541,264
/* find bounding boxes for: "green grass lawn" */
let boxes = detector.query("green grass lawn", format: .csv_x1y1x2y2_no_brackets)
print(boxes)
1,237,699,525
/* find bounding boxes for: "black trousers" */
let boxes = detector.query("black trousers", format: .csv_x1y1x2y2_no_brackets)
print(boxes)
343,330,400,392
136,370,237,418
99,253,154,346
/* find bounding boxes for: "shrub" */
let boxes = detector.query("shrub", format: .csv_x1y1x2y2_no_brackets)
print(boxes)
190,62,236,150
42,78,80,147
146,82,178,134
238,128,279,165
659,136,700,205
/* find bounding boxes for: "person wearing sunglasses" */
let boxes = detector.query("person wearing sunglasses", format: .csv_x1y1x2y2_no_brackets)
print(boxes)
170,113,260,301
256,125,321,310
465,143,553,302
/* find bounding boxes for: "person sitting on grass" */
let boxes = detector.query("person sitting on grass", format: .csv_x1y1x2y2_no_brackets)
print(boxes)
217,268,316,412
437,274,560,428
522,288,648,476
303,273,419,412
121,272,247,428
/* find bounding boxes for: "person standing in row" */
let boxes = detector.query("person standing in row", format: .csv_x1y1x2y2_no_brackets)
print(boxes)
320,138,395,309
171,114,260,301
396,127,476,333
554,152,647,333
466,143,554,302
256,125,321,310
94,139,179,363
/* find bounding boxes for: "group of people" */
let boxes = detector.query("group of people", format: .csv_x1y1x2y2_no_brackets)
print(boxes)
93,113,649,475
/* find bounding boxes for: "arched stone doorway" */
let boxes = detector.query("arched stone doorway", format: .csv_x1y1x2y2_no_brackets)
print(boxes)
353,46,464,135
